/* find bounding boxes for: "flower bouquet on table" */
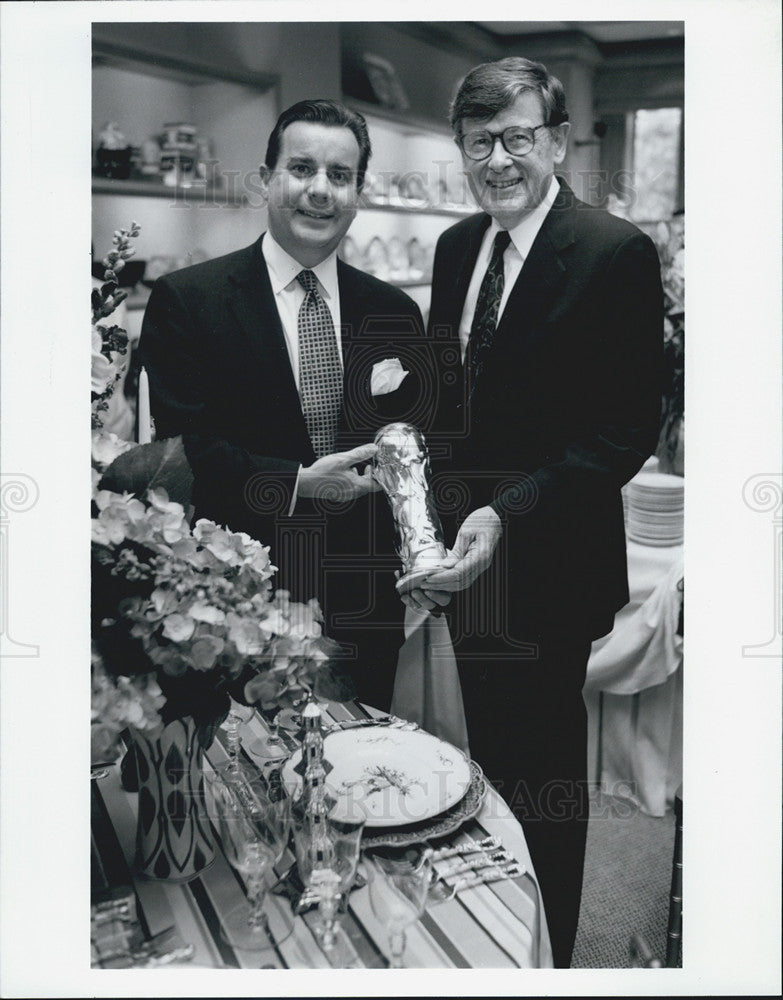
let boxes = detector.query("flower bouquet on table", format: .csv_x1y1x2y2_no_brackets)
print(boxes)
91,471,347,881
91,481,345,749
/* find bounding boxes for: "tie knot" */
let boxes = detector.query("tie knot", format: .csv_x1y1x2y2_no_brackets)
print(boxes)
493,230,511,257
297,269,319,293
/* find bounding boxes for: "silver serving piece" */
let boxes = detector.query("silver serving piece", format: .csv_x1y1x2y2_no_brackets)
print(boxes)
372,423,448,594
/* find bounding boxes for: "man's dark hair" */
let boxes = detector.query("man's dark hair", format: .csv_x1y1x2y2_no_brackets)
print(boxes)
264,99,372,190
450,57,569,136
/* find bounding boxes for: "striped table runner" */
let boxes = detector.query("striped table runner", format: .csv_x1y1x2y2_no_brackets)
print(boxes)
91,700,552,969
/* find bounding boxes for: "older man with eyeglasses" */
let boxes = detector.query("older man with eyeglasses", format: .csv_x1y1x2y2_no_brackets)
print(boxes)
405,57,664,967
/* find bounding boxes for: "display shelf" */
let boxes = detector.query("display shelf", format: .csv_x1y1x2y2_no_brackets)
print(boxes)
360,196,474,218
93,40,277,92
92,176,247,206
343,97,454,139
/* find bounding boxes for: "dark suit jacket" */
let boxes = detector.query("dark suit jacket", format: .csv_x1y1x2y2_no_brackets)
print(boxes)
427,180,663,641
139,235,426,659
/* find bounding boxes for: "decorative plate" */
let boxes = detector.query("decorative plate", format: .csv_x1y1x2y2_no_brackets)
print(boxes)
362,760,487,849
281,725,472,828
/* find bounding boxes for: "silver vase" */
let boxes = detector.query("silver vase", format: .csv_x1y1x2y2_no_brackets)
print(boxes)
372,423,448,593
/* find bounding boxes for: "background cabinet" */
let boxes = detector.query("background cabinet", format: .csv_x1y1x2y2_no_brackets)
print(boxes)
92,44,278,272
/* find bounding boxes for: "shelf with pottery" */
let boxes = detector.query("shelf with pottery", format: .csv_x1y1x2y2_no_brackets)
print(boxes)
92,39,278,269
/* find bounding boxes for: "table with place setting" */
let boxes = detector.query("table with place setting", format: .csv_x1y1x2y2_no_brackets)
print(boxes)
90,698,553,970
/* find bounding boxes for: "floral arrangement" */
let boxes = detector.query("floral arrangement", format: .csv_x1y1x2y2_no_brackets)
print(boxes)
91,483,342,761
92,223,138,429
91,225,346,764
654,213,684,472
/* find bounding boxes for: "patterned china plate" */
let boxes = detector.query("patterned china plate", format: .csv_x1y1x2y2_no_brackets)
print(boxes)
361,760,488,849
281,726,472,827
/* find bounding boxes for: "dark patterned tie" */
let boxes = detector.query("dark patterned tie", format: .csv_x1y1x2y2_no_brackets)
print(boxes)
297,269,343,458
466,229,512,397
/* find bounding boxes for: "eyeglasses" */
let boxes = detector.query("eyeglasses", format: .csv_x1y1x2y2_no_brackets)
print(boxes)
459,124,550,161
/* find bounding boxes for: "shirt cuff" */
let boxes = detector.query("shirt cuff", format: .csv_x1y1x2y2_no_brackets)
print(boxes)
287,464,303,516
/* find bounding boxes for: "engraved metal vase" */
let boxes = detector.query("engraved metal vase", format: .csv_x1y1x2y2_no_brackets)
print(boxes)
372,423,448,593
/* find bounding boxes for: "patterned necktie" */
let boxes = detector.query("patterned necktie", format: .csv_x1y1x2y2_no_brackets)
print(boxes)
466,229,512,397
297,269,342,458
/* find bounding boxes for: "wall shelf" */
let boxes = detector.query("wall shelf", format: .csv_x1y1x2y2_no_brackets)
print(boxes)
92,39,278,92
360,197,474,219
92,176,247,206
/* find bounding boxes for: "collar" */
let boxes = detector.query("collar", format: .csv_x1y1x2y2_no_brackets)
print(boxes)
488,175,560,260
261,231,339,303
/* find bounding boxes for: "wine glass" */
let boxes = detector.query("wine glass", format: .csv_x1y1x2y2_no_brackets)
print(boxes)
247,708,289,761
291,800,366,966
364,848,433,968
207,770,294,951
218,698,256,778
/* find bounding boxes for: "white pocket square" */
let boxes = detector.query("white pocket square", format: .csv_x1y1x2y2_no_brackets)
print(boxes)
371,357,409,395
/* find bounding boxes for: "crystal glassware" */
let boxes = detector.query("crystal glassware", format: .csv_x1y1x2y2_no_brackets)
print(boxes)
364,848,433,968
291,801,366,965
217,698,256,779
248,708,299,761
207,769,293,951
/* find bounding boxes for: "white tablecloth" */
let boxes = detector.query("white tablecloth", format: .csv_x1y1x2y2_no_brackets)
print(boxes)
584,541,683,817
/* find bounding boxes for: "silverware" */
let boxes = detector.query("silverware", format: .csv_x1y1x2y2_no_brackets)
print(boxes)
430,836,501,861
434,850,514,879
428,861,525,904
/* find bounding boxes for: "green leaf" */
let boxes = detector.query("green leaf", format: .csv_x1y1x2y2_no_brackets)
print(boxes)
100,436,194,510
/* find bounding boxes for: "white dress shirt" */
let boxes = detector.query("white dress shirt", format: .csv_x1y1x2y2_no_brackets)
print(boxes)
261,230,343,388
261,231,344,512
458,175,559,361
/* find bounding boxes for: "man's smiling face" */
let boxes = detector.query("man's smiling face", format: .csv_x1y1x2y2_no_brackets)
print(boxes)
459,90,569,230
260,121,361,267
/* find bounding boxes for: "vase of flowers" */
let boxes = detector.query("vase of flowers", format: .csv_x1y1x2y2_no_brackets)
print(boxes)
91,481,346,881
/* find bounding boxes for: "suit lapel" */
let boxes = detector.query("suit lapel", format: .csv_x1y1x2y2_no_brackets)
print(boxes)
225,237,310,443
336,260,369,361
497,179,576,337
336,261,373,436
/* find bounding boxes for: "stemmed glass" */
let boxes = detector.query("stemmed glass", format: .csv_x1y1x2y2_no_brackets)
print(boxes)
207,769,294,951
291,801,366,966
218,698,256,778
247,707,300,761
364,848,433,968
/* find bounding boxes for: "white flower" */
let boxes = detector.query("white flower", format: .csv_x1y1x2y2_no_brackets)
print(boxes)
91,430,135,472
162,613,196,642
226,613,267,656
188,602,226,625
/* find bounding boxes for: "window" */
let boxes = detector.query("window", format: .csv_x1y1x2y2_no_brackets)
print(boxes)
627,107,683,222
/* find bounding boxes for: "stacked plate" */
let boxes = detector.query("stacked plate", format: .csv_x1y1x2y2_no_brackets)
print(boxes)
282,724,486,848
624,469,684,547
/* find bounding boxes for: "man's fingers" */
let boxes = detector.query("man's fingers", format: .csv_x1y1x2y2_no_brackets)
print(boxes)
358,465,382,491
419,567,462,590
334,443,377,468
424,550,484,591
407,587,439,613
421,588,452,607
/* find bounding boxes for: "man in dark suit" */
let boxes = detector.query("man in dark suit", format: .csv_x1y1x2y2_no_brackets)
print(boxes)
408,58,663,966
140,100,426,712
